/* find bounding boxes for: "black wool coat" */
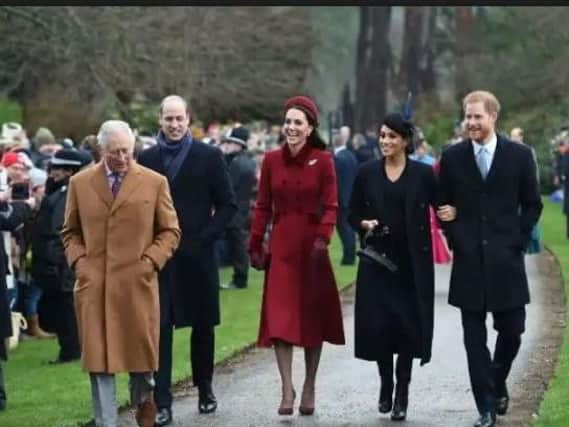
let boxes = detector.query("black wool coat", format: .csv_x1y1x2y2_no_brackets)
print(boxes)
138,140,237,327
437,135,543,312
348,159,436,365
31,184,75,293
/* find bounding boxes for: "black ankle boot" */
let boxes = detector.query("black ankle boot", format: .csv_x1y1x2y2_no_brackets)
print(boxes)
198,381,217,414
378,380,393,413
391,382,409,421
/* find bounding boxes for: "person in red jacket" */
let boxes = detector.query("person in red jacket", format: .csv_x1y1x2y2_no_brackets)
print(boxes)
248,95,345,417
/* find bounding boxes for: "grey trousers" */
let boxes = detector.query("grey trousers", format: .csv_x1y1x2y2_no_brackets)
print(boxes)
89,372,154,427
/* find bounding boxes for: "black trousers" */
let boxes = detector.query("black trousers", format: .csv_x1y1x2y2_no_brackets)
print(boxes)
225,224,249,287
461,307,526,414
336,207,356,264
42,289,81,361
0,361,5,409
377,354,413,385
154,298,215,410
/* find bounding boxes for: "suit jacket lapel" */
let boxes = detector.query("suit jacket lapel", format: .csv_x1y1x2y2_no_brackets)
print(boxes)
110,163,142,215
90,162,113,209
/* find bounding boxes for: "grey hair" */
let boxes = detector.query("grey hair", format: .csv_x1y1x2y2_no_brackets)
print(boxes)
159,94,189,116
97,120,135,147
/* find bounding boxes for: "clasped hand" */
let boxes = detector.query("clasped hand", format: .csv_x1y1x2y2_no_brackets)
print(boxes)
437,205,457,222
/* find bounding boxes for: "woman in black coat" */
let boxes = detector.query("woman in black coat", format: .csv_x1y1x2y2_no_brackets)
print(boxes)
348,113,436,421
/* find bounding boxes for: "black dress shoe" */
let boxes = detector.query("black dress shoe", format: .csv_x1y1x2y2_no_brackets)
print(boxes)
155,407,172,426
378,381,393,413
496,396,509,415
46,356,80,365
220,281,247,290
496,385,509,415
198,382,217,414
390,382,408,421
474,411,496,427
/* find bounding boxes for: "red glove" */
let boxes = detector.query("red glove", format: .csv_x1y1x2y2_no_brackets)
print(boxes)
250,249,267,270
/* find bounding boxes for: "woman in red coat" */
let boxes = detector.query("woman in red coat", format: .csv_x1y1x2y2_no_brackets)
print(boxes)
248,96,345,416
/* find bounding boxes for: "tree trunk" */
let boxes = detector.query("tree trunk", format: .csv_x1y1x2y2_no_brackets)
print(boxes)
398,6,424,100
454,6,474,102
354,6,391,134
421,6,437,95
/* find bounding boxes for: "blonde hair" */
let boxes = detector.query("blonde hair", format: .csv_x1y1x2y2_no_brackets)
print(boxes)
462,90,501,115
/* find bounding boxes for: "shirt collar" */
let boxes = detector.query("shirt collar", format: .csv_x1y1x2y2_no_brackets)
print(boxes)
334,146,346,155
104,160,127,178
472,132,497,156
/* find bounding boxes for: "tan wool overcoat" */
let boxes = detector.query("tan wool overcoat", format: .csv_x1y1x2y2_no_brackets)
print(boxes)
61,161,181,373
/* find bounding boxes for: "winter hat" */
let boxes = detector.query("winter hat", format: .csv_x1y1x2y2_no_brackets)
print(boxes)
29,168,48,189
284,96,319,126
49,148,85,169
2,151,33,169
34,127,56,146
222,126,250,148
1,122,22,140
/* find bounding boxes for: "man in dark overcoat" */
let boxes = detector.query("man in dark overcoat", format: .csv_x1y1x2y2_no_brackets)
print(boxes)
219,126,257,289
137,95,237,426
437,90,542,427
0,195,33,411
332,132,358,265
32,149,91,365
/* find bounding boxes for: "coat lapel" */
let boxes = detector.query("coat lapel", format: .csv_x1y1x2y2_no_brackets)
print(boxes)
110,163,143,215
462,140,484,185
404,160,421,226
90,162,113,209
371,159,385,219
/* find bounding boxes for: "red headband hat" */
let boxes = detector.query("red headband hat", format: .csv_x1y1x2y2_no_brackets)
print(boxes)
284,95,319,126
2,151,31,169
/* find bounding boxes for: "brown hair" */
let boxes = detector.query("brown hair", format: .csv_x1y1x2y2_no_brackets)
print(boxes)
462,90,501,115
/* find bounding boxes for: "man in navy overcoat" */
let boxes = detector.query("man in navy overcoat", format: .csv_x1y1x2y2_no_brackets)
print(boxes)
437,91,542,427
138,95,236,426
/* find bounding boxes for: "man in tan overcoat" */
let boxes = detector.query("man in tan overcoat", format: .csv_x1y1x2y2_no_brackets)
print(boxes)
61,120,181,427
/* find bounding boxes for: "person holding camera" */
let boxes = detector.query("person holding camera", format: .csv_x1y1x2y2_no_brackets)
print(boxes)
348,112,436,422
0,173,35,411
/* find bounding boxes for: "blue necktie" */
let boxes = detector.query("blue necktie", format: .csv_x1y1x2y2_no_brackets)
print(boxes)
476,147,490,180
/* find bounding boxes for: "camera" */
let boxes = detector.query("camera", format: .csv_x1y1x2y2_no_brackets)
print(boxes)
11,181,30,200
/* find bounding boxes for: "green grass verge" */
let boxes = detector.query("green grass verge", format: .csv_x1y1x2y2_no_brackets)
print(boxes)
0,99,22,125
0,233,356,427
533,198,569,426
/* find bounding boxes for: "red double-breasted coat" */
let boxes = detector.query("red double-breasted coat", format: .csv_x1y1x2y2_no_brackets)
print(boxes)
250,143,345,348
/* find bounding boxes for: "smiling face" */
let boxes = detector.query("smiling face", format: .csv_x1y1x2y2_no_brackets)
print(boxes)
159,98,190,142
378,125,407,159
464,101,497,144
282,108,313,149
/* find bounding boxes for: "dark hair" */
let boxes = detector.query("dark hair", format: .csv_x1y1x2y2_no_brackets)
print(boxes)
285,107,326,150
380,112,415,155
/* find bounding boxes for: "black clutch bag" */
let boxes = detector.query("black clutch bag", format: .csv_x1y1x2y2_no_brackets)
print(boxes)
356,224,398,272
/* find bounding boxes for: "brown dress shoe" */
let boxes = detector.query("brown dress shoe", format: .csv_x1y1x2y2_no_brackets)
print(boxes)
135,399,157,427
